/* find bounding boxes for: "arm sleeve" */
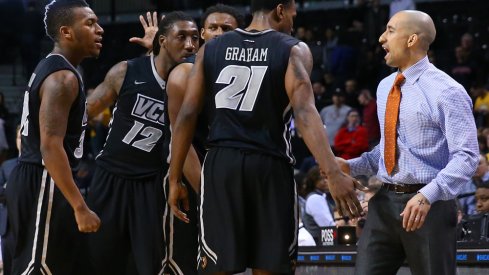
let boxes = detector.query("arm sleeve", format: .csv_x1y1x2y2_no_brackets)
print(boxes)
420,87,479,203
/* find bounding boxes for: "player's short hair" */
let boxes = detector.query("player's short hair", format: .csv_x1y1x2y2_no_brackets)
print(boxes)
44,0,90,42
201,4,245,29
152,11,195,55
250,0,294,13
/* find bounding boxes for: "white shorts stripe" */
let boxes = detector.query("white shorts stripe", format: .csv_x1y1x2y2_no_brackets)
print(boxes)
199,155,218,264
21,169,53,275
159,170,170,275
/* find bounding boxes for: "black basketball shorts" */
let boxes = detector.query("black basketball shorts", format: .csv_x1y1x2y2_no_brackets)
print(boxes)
85,166,165,275
5,162,83,275
198,147,298,274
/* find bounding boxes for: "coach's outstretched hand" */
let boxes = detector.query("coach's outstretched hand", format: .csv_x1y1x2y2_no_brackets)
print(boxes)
168,179,190,223
74,206,101,233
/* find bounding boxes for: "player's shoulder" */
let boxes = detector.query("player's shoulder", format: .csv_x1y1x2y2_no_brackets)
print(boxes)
46,69,79,87
107,60,129,80
182,54,196,64
168,62,193,85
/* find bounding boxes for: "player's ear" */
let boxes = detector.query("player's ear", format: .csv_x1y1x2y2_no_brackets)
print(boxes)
275,3,286,20
200,28,205,40
159,34,166,49
60,26,72,40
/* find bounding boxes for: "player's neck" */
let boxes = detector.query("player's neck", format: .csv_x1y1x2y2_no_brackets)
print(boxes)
51,45,82,67
246,12,273,32
153,53,176,81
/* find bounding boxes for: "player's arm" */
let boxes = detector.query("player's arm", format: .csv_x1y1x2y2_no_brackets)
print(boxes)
39,70,100,233
87,61,127,119
285,42,364,218
168,46,207,223
167,63,202,193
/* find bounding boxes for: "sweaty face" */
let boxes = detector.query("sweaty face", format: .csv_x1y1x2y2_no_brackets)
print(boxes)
476,188,489,214
71,7,104,58
201,12,238,42
378,13,411,71
164,21,199,63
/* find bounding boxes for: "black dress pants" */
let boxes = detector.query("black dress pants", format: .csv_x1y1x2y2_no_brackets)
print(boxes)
355,188,457,275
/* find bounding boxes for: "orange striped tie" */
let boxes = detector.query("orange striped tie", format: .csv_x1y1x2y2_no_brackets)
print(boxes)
384,73,405,175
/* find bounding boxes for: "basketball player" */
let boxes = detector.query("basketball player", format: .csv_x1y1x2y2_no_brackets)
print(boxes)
84,11,198,275
168,0,364,273
5,0,103,274
128,6,244,274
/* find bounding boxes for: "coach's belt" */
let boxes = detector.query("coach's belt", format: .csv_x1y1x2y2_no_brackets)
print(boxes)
381,182,425,194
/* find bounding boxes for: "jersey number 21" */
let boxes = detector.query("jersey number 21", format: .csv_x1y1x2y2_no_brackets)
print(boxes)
215,65,268,111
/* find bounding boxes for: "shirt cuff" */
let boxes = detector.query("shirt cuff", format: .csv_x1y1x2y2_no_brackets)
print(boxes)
419,183,441,204
346,157,363,177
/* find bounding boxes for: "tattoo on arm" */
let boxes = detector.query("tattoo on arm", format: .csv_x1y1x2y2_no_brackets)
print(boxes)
292,43,313,79
40,71,78,137
87,61,126,117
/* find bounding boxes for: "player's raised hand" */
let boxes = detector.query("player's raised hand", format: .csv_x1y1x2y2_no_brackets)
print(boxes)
168,179,190,223
129,11,159,50
74,206,101,233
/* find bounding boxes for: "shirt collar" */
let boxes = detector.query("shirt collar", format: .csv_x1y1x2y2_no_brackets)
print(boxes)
150,53,166,90
399,55,430,85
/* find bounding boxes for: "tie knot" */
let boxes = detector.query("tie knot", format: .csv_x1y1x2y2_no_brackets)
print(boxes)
394,73,405,86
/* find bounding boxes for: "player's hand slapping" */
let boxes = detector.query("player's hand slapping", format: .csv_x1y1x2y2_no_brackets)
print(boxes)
129,11,160,50
168,179,190,223
74,206,101,233
400,193,431,232
327,172,366,219
328,157,368,218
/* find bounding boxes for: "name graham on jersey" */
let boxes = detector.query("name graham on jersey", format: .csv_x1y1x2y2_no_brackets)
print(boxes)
225,47,268,62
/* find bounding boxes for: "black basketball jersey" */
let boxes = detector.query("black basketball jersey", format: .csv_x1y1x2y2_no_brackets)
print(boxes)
19,54,87,169
203,29,300,163
96,55,168,178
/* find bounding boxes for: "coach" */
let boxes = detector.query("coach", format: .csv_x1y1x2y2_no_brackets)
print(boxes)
339,10,479,275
